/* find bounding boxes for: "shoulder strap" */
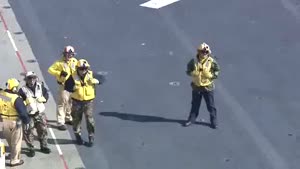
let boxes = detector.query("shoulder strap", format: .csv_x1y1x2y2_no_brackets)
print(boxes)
21,86,34,98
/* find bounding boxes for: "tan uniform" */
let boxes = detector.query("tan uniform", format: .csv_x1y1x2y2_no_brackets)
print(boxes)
0,90,30,165
48,57,77,125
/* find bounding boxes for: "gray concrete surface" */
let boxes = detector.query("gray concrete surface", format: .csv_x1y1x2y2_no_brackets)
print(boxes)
0,0,85,168
4,0,300,168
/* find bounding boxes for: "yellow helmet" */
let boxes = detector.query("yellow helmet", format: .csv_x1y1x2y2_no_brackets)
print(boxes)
6,78,20,91
197,42,211,54
77,59,90,68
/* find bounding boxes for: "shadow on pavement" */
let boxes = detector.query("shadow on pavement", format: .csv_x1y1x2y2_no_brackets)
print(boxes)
48,138,76,145
99,111,211,127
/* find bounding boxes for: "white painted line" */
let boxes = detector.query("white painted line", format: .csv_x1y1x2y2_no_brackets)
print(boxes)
6,23,66,157
7,30,18,51
0,10,69,168
217,84,290,169
140,0,180,9
160,12,290,169
280,0,300,21
96,71,108,75
169,81,180,86
48,128,63,155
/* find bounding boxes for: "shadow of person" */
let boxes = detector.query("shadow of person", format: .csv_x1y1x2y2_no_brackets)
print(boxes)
99,112,211,128
48,138,77,145
99,111,184,124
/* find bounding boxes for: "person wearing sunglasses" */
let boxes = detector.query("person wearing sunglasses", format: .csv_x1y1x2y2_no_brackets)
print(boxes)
48,45,78,130
184,42,220,129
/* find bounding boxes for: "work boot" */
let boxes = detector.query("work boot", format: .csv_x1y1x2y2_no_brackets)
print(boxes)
183,120,193,127
87,135,94,147
210,122,218,129
58,124,67,131
75,133,83,145
210,116,218,129
65,121,73,125
10,160,24,167
41,146,51,154
28,147,35,157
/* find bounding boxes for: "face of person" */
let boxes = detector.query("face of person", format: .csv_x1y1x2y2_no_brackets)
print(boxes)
26,76,37,87
77,67,88,77
197,49,209,60
64,52,74,61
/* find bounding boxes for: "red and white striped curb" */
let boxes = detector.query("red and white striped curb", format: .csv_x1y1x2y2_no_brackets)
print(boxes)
0,10,69,169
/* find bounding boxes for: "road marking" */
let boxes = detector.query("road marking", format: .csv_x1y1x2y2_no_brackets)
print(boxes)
140,0,180,9
0,9,69,169
48,128,63,155
7,30,17,51
169,81,180,86
280,0,300,21
96,71,108,75
217,84,290,169
160,11,290,169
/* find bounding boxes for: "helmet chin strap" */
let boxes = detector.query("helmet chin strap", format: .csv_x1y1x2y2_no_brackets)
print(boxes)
78,69,88,78
11,87,18,93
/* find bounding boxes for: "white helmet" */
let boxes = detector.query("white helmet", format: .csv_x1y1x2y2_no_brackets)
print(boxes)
25,71,37,78
24,71,38,87
64,45,75,54
197,42,211,54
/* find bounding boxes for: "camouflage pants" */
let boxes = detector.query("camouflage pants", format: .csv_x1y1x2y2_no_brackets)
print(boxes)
71,99,95,136
23,112,48,148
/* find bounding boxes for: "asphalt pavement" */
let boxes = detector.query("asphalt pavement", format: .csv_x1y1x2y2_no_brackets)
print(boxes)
5,0,300,168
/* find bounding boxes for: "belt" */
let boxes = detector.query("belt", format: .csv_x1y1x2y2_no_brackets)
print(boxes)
29,111,40,117
1,116,18,121
72,98,94,103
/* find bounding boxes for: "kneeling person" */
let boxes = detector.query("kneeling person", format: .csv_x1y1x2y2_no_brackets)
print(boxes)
18,71,51,156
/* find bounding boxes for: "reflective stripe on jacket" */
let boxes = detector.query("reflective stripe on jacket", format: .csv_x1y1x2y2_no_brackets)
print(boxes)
71,71,96,101
48,57,77,85
21,82,45,114
0,91,19,120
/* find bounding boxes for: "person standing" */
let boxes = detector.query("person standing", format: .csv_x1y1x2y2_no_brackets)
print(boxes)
65,59,100,147
18,71,51,157
0,78,30,166
184,42,220,129
48,45,77,130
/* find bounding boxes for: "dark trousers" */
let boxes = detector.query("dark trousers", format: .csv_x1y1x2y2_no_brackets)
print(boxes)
187,89,217,126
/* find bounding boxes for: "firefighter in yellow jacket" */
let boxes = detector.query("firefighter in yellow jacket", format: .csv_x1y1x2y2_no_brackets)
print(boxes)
65,59,100,147
0,78,30,167
184,42,220,128
48,45,77,130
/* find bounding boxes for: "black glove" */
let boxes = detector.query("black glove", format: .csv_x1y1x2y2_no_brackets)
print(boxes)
16,120,22,128
60,71,68,77
23,123,31,134
212,72,219,79
186,59,195,75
